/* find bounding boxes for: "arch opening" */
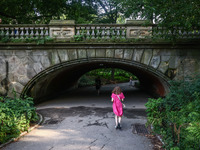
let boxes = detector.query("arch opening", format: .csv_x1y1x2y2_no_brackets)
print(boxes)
77,68,138,88
21,59,170,104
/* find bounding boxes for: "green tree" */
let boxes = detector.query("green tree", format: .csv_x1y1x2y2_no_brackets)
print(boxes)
121,0,200,40
0,0,66,24
0,0,97,24
93,0,123,23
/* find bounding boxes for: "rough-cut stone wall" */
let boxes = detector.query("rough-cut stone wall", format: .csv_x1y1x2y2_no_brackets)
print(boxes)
0,43,200,99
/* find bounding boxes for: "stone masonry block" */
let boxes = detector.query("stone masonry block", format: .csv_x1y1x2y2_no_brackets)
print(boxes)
50,50,60,65
124,49,133,60
33,63,44,74
158,61,169,74
15,50,27,59
78,49,87,59
141,49,152,65
133,49,144,62
96,49,106,57
57,50,69,62
169,56,180,69
68,49,78,60
0,56,6,73
115,49,123,59
106,49,114,58
41,55,51,68
8,82,24,97
150,56,161,69
17,76,30,86
8,56,21,73
87,49,95,58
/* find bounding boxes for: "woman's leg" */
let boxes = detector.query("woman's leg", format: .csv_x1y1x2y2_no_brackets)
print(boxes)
118,116,122,129
118,116,122,124
115,115,118,127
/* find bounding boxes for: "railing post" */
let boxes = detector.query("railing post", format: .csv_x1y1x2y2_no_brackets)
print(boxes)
126,20,152,39
49,20,75,41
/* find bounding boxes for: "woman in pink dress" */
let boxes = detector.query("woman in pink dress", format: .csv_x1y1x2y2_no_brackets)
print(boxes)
111,86,125,129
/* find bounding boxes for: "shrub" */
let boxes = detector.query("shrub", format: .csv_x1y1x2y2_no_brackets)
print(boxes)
145,75,200,150
0,96,38,144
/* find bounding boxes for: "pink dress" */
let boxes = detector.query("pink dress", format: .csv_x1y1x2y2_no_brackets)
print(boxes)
111,92,125,117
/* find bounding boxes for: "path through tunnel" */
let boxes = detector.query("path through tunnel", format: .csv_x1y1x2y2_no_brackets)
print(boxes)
22,59,170,105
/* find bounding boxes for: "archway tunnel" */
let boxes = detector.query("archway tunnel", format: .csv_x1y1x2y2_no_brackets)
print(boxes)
22,59,170,104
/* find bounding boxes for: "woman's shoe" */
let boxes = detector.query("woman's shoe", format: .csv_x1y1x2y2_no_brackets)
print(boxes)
118,123,121,129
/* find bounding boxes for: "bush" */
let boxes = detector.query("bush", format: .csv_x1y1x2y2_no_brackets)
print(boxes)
78,75,95,87
0,96,38,144
145,75,200,150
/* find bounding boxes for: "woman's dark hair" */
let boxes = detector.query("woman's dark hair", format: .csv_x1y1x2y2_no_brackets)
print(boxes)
112,86,122,95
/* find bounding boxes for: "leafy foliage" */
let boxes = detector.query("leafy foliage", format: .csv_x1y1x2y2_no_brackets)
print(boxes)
145,75,200,149
0,96,38,144
78,68,137,87
120,0,200,40
0,36,53,45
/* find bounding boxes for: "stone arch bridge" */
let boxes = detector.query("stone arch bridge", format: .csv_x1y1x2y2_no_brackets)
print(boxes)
0,20,200,103
0,43,199,103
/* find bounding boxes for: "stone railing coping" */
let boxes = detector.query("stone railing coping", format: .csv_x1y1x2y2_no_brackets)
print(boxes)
49,20,75,25
126,20,152,25
0,24,48,27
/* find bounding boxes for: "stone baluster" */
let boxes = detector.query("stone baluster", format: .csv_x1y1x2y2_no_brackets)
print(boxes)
20,27,24,39
15,28,19,39
96,27,100,39
25,27,29,38
111,27,116,39
86,27,90,39
35,27,39,37
5,28,9,37
40,27,44,37
81,27,85,39
91,27,95,39
76,27,80,36
45,27,49,36
106,27,110,39
121,27,125,39
116,27,120,39
101,27,105,39
30,27,34,38
10,28,15,39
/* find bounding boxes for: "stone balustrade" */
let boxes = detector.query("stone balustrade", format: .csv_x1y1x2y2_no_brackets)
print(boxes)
0,25,49,39
75,24,127,39
152,26,200,39
0,20,200,41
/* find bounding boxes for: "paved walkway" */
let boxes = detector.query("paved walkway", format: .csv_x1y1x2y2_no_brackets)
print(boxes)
2,83,153,150
37,82,149,109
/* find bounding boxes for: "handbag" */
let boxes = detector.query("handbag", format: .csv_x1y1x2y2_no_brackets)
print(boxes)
117,95,126,108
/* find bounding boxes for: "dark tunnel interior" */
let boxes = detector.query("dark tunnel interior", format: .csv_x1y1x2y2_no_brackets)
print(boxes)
22,60,169,104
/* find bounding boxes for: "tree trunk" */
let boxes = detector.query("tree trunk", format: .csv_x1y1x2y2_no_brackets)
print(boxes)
111,68,115,80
